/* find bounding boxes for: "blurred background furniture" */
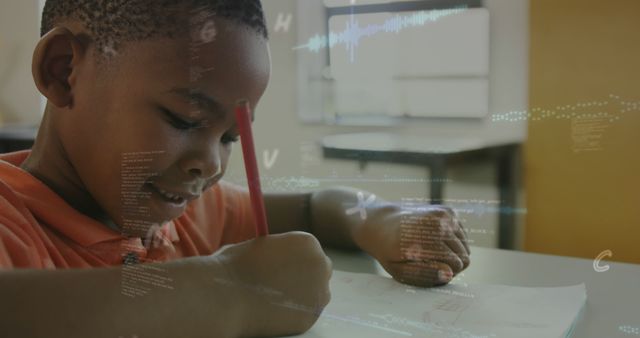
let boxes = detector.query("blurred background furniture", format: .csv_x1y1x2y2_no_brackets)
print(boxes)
322,133,521,249
0,124,37,152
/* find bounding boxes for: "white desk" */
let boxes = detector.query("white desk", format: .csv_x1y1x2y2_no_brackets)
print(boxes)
325,247,640,338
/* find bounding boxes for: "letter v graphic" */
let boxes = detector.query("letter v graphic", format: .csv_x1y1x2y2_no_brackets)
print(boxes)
263,149,280,170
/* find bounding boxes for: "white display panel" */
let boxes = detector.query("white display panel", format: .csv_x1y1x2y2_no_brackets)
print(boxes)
328,7,490,118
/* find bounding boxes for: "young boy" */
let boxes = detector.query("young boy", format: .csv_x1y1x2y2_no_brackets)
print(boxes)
0,1,470,337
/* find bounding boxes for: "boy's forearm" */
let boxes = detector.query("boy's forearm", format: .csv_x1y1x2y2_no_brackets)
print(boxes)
264,187,393,251
309,187,394,251
0,257,245,338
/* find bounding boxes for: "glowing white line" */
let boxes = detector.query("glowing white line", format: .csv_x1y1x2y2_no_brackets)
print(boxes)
321,313,413,336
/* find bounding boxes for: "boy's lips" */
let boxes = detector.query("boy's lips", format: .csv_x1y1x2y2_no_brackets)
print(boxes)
146,182,200,203
142,182,202,222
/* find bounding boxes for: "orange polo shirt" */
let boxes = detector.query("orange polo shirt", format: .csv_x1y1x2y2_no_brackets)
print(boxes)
0,150,257,269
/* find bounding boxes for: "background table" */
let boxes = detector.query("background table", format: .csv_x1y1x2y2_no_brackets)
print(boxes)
326,247,640,338
322,133,521,249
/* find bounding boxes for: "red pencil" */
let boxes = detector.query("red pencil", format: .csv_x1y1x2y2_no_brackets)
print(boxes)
235,100,270,237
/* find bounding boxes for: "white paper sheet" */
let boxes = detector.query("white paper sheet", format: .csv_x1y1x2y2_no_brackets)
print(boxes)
289,271,586,338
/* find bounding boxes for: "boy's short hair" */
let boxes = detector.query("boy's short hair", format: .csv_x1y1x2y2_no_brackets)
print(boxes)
41,0,268,54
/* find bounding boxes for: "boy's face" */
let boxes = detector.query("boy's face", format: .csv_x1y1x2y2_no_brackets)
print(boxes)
57,19,270,235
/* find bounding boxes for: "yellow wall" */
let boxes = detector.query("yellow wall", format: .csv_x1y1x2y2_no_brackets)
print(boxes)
525,0,640,263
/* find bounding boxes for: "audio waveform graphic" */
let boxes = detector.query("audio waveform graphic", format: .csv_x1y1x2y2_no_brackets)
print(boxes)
490,94,639,123
294,5,468,62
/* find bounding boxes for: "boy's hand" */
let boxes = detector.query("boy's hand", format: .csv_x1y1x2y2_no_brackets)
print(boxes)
212,232,332,338
357,205,470,287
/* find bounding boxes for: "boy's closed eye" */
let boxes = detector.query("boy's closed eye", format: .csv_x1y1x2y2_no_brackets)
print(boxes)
158,106,239,144
159,106,204,130
221,133,240,144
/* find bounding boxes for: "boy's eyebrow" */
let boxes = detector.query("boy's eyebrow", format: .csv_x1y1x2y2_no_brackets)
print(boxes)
168,87,227,118
167,87,256,122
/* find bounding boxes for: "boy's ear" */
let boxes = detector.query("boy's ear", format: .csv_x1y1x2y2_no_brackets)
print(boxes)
32,27,87,108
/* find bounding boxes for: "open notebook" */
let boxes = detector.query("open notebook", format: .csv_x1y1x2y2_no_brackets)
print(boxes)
288,271,586,338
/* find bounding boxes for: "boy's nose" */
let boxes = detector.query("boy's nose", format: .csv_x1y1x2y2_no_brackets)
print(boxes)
180,146,223,179
187,161,221,179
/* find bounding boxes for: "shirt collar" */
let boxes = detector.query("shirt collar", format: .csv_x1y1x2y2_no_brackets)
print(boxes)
0,150,180,247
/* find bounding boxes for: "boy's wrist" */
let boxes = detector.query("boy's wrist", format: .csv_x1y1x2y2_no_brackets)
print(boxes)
354,201,401,258
169,256,248,338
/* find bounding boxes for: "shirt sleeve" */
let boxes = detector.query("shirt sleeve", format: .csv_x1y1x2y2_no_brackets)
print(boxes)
175,180,257,255
0,181,44,269
218,181,257,246
0,236,11,268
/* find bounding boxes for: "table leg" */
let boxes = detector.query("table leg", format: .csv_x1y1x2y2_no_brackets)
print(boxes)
429,159,446,205
497,146,518,250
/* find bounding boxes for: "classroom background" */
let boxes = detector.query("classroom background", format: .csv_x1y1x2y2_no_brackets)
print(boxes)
0,0,638,264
